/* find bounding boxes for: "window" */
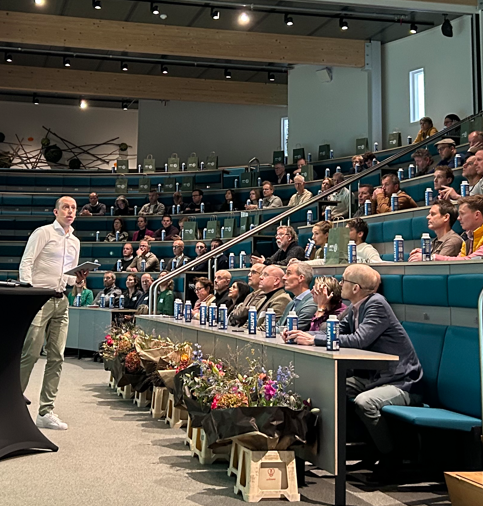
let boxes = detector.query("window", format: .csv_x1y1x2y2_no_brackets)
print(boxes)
281,117,289,157
409,68,425,123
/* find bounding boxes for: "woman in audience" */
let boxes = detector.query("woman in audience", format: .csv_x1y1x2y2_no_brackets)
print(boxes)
68,278,94,306
321,177,334,192
245,189,261,209
173,191,187,213
413,116,438,143
308,276,347,333
114,195,131,216
306,220,333,263
176,216,201,240
132,216,154,241
351,155,364,173
123,274,143,309
192,277,215,320
156,271,174,316
443,113,461,144
104,217,129,242
227,280,250,316
219,189,241,212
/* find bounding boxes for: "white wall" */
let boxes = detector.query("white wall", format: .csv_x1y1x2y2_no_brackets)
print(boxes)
288,65,369,160
382,16,473,148
0,101,138,169
137,100,287,168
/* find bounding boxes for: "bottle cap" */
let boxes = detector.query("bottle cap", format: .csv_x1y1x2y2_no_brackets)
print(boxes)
288,310,297,316
422,233,430,238
249,306,256,311
220,304,227,309
394,235,403,239
391,193,398,197
348,240,356,245
365,199,371,204
210,303,216,307
426,188,432,191
328,314,338,321
267,308,275,313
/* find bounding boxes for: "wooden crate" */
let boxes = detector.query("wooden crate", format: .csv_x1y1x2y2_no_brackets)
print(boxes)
227,441,240,477
116,384,133,399
165,392,188,429
133,389,152,408
234,444,300,502
185,415,194,449
191,427,231,465
445,471,483,506
151,386,169,418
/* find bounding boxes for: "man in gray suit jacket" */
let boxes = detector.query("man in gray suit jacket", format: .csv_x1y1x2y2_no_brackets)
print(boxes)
278,261,317,331
284,264,423,459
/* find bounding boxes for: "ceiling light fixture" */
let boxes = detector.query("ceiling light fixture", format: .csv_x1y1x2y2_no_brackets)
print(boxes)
33,94,40,105
122,101,128,110
92,0,101,10
211,8,220,20
63,57,71,67
224,69,232,79
409,23,418,34
161,65,168,74
268,72,275,82
121,61,128,72
238,11,250,26
159,13,168,20
284,14,294,26
339,18,348,31
441,14,453,38
34,0,45,6
151,3,159,15
79,99,88,109
5,53,13,63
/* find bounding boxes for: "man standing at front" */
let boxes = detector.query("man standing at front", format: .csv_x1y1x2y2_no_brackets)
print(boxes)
19,196,87,430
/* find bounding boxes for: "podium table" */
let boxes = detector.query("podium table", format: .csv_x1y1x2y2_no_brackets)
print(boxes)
0,286,58,459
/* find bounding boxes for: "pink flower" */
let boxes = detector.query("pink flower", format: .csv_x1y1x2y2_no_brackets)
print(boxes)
264,380,277,401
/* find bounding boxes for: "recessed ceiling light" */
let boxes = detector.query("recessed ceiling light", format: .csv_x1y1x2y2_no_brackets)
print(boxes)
238,11,250,26
79,99,88,109
410,23,418,34
34,0,45,6
122,101,128,110
160,13,168,20
33,94,40,105
268,72,275,82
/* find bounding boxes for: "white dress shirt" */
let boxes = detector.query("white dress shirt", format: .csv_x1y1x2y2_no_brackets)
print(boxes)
19,220,80,291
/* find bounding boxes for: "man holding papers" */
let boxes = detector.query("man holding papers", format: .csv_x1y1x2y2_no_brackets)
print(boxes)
19,196,88,431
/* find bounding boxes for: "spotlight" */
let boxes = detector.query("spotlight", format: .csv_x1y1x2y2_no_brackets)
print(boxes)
63,57,71,67
33,94,39,106
121,61,128,72
5,53,13,63
211,8,220,20
410,23,418,34
92,0,101,10
238,11,250,25
268,72,275,82
224,69,232,79
284,14,293,27
151,3,159,15
79,99,88,109
122,101,128,111
442,15,453,38
161,65,168,74
34,0,45,6
339,18,348,31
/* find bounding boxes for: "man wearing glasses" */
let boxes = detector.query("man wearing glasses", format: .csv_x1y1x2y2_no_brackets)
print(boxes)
251,226,305,266
284,264,422,469
166,239,190,271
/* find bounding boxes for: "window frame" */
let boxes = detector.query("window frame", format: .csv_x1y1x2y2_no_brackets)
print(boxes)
409,68,425,124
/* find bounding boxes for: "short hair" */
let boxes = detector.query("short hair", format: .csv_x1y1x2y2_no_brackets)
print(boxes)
192,189,203,196
294,175,305,183
262,181,274,190
105,271,116,281
434,165,454,183
470,131,483,142
297,157,306,164
162,214,172,221
362,151,376,164
347,217,369,242
111,217,126,233
322,178,334,188
359,184,374,194
432,200,458,227
445,114,461,123
352,155,363,163
137,215,147,223
278,225,298,242
382,173,400,187
293,261,314,286
314,276,342,308
194,276,214,294
178,216,190,224
139,239,151,249
55,196,76,210
149,189,158,195
141,273,153,282
333,172,344,182
211,238,223,248
274,162,285,168
313,221,333,235
126,273,140,289
420,116,434,127
159,270,174,290
458,195,483,214
412,148,433,164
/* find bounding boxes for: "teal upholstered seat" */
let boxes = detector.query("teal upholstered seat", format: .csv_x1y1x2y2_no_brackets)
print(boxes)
379,275,403,304
448,274,483,308
403,275,448,306
383,218,412,242
366,222,383,244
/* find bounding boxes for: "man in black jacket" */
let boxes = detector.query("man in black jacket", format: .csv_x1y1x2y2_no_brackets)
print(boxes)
251,226,305,266
184,189,211,213
214,270,232,308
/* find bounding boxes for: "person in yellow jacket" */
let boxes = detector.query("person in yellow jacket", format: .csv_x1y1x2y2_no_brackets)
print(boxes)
413,116,438,144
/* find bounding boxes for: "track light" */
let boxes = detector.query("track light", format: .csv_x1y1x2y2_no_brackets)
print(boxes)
161,65,168,74
211,8,220,20
63,57,71,67
339,18,348,31
33,94,39,106
224,69,232,79
122,101,128,111
5,53,12,63
79,99,88,109
410,23,418,34
92,0,101,10
268,72,275,82
151,3,159,15
442,15,453,38
34,0,45,6
238,11,250,25
284,14,293,26
121,61,128,72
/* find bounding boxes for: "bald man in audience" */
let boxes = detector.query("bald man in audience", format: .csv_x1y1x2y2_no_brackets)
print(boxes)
283,264,423,464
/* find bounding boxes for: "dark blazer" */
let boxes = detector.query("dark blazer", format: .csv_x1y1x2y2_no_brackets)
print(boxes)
166,254,191,271
314,293,423,394
265,241,305,266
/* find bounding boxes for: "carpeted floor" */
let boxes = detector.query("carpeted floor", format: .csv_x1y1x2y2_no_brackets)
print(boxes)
0,357,451,506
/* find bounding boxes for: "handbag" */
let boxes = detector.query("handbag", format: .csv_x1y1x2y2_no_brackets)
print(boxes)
206,151,218,170
182,219,198,241
138,177,151,193
318,144,330,161
168,153,180,172
325,221,350,265
116,159,129,173
273,150,284,165
187,152,199,170
388,132,402,148
292,145,305,163
143,154,156,173
115,177,128,194
181,177,194,192
223,218,236,238
205,218,221,240
355,138,369,155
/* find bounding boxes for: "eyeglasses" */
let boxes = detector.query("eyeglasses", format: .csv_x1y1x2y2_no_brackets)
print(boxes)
249,269,262,275
340,277,359,286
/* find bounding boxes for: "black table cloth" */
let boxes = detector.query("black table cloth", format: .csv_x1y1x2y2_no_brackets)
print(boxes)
0,286,58,459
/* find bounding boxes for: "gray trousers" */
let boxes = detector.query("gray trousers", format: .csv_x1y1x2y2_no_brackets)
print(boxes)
20,295,69,416
346,376,421,455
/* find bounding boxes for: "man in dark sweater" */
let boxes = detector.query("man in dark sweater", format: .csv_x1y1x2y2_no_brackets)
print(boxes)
112,243,135,271
214,270,232,308
153,215,179,241
80,192,107,216
284,264,423,458
251,226,305,266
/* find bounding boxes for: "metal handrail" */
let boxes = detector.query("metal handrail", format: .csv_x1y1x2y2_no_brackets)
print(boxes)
148,113,479,314
478,288,483,433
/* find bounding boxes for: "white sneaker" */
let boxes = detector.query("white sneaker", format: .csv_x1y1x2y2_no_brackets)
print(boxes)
36,412,68,430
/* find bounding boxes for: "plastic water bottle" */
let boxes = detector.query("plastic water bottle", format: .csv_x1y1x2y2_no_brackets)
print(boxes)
374,142,379,151
200,202,205,213
286,173,290,184
96,231,100,242
200,302,207,325
305,239,315,259
407,135,412,144
394,235,404,262
111,166,116,173
138,164,142,173
391,193,399,211
408,164,415,179
461,181,469,197
175,182,180,191
110,206,114,216
229,201,233,211
355,163,360,174
336,166,341,173
325,208,331,221
330,150,334,159
258,198,263,209
239,251,246,268
161,229,166,240
398,168,404,181
234,178,239,188
172,205,176,214
158,184,162,192
116,259,122,272
229,253,235,269
184,300,192,322
318,189,322,195
202,228,207,239
454,154,462,167
134,206,137,216
200,161,205,170
100,294,106,308
174,299,183,320
176,204,180,214
164,163,168,172
348,240,357,264
307,153,312,162
421,233,431,261
171,259,176,271
221,226,225,238
307,210,313,225
246,199,251,207
257,177,262,186
425,188,433,206
326,314,340,351
159,259,165,270
209,303,217,327
109,294,115,309
182,162,186,171
324,243,328,260
364,200,371,216
218,304,228,329
115,231,119,241
325,168,330,178
183,257,188,266
75,294,81,307
248,306,257,334
119,294,124,309
287,310,298,331
265,308,276,338
141,259,146,272
372,159,377,167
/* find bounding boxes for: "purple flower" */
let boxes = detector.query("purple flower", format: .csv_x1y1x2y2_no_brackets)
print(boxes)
264,380,277,401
